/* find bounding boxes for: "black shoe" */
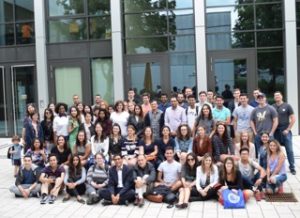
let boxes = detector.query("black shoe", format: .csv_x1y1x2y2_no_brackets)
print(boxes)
182,203,188,209
87,196,93,205
102,200,113,206
123,200,129,206
291,169,296,175
77,198,85,204
92,195,100,204
40,194,48,204
48,195,56,204
167,204,174,209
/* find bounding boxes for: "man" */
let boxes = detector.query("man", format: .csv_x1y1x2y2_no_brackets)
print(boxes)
92,94,102,110
40,154,65,204
238,147,266,201
154,147,181,205
196,91,212,109
186,95,199,130
207,90,215,107
227,88,241,114
184,87,193,101
141,92,151,116
133,155,156,207
273,91,296,175
232,93,254,142
249,89,260,108
177,93,188,109
127,88,140,104
164,96,187,136
158,93,170,112
9,155,41,198
212,96,231,124
72,94,80,106
250,93,278,157
144,100,164,140
100,154,135,206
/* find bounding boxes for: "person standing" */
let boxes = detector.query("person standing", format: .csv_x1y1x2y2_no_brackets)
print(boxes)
144,100,164,141
273,91,296,175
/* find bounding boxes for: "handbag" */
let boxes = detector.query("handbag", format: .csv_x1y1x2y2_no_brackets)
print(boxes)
222,189,245,209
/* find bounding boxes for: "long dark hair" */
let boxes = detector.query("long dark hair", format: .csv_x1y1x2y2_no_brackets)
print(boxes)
134,104,144,118
94,122,106,142
68,154,82,178
214,122,229,145
183,153,198,178
43,108,54,122
96,108,110,122
220,157,237,182
69,106,80,120
199,104,212,120
176,124,192,140
57,135,68,150
31,138,43,151
75,130,87,146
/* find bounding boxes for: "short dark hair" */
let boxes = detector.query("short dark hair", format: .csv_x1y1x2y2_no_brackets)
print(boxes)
240,93,248,97
215,95,224,100
187,95,196,99
113,154,122,160
165,146,174,153
239,146,250,154
12,135,20,142
48,153,58,161
24,155,32,160
198,91,207,96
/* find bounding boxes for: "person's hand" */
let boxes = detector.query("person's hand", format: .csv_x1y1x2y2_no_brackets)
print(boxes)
231,189,238,194
254,178,262,187
221,186,228,191
283,130,289,136
91,181,97,188
40,149,45,155
199,189,207,197
203,186,210,193
22,189,30,198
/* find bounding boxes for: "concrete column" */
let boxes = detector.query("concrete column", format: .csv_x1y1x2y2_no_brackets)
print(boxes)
284,0,299,134
111,0,124,101
34,0,48,115
194,0,207,92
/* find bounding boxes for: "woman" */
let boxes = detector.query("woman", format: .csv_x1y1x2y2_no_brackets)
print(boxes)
24,112,44,153
128,105,145,138
68,106,81,152
266,139,287,194
48,103,57,117
259,132,270,170
53,103,69,143
86,152,109,205
218,157,252,204
235,132,256,160
110,101,130,137
96,108,112,137
84,105,93,117
25,138,47,172
93,106,100,124
108,123,124,162
121,124,139,166
175,124,193,163
79,112,95,142
127,101,136,115
192,126,212,162
176,153,198,209
193,104,215,137
51,135,71,166
156,126,176,164
195,153,219,201
41,108,55,152
138,127,158,165
22,103,36,145
76,102,85,123
90,123,109,161
63,155,86,204
73,130,92,166
108,105,114,114
212,122,236,165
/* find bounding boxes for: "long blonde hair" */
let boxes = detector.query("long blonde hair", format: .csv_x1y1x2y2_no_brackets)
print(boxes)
201,153,215,174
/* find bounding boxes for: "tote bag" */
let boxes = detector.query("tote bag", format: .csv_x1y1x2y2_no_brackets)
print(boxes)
222,189,245,209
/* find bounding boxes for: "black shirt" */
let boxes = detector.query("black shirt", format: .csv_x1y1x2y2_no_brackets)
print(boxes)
51,146,71,165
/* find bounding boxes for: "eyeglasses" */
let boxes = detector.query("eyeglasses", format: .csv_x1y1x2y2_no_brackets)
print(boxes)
113,158,121,161
187,158,195,161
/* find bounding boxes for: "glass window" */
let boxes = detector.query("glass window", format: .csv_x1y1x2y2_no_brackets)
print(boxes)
92,58,114,104
0,24,14,45
255,3,282,29
207,32,255,50
0,0,14,22
124,12,168,37
169,35,195,51
48,19,87,43
123,0,167,13
256,30,283,47
89,16,111,39
88,0,110,15
170,52,196,93
0,67,7,135
16,22,35,44
206,0,253,7
48,0,84,17
168,0,193,9
15,0,34,21
297,2,300,28
169,10,194,35
257,49,284,100
55,67,82,106
126,37,168,54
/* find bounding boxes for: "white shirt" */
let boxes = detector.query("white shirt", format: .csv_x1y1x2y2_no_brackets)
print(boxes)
196,165,219,190
110,111,129,137
117,167,123,188
90,136,109,160
53,115,69,136
187,106,199,129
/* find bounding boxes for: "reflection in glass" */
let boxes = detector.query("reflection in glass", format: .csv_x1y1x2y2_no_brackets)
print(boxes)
256,3,282,29
206,0,252,7
55,67,82,106
169,35,195,51
124,12,168,37
123,0,167,13
0,24,14,45
89,16,111,39
168,0,193,9
256,30,283,47
16,22,35,44
213,59,247,95
257,49,284,100
170,52,196,93
207,32,254,50
297,29,300,46
297,2,300,28
88,0,110,15
169,10,194,34
0,68,7,136
15,0,34,21
92,58,114,104
0,0,14,22
130,62,161,96
126,37,168,54
48,19,87,43
48,0,84,16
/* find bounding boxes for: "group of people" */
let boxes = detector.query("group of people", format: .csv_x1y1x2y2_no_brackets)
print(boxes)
8,87,295,208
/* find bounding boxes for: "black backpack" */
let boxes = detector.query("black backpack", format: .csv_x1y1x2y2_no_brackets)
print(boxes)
7,146,14,159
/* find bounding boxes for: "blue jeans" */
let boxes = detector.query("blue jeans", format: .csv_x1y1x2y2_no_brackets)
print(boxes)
254,134,274,158
242,172,262,191
274,129,295,171
266,174,287,191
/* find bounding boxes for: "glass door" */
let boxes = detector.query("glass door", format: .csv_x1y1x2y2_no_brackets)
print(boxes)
11,65,37,134
207,50,256,98
0,66,8,136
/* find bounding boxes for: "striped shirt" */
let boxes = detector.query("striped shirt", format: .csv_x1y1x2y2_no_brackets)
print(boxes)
86,164,109,185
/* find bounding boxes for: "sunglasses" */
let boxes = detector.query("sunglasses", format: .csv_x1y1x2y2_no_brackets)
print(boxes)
187,158,195,161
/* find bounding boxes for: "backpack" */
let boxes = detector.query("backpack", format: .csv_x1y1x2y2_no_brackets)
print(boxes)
7,146,14,159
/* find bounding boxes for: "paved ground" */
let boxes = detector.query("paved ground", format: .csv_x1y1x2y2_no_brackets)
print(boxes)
0,137,300,218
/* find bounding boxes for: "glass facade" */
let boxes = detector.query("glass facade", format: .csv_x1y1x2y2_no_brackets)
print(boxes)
47,0,111,43
0,0,34,46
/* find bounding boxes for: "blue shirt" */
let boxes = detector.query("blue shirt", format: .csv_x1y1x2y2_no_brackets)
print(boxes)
212,106,231,122
12,144,23,160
